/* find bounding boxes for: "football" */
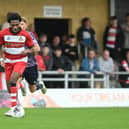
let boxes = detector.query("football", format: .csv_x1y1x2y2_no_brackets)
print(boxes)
12,106,25,118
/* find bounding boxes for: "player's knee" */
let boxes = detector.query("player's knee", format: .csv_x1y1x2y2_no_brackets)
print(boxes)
10,78,17,85
10,76,19,84
29,85,36,93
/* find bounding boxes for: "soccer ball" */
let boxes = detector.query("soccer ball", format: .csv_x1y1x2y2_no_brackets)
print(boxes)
12,106,25,118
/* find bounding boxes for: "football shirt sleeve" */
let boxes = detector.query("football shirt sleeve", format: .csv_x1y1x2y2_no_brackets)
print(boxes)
0,31,4,45
25,32,34,47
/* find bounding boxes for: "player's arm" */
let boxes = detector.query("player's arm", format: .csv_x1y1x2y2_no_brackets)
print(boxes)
21,44,40,55
0,32,4,67
21,32,40,55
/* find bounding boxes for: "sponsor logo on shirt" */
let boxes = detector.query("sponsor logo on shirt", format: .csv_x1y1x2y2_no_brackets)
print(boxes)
4,35,26,43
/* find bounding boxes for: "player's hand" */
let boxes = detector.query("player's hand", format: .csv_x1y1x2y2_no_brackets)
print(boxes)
20,49,31,55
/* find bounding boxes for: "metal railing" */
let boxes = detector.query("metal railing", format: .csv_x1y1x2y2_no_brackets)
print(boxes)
38,71,129,88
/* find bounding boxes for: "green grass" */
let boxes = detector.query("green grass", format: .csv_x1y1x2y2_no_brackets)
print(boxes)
0,108,129,129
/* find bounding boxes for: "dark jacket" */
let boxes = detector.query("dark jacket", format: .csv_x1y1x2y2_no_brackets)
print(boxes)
0,66,4,72
63,44,78,62
77,26,98,51
103,25,125,49
52,56,72,71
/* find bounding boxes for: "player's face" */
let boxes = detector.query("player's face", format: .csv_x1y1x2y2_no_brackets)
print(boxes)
10,20,21,34
20,21,27,30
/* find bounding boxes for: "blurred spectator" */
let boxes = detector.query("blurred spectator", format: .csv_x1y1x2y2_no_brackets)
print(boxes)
53,47,72,71
41,46,53,70
103,16,124,62
99,50,114,74
61,34,68,45
38,33,49,49
77,17,98,59
121,13,129,59
52,47,72,88
63,34,78,63
51,36,62,51
119,50,129,88
80,49,99,72
79,49,99,88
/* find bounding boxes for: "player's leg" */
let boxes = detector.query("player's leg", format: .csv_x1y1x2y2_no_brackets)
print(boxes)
5,62,27,117
24,65,46,94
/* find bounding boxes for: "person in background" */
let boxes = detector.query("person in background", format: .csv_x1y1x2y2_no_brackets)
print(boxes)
121,13,129,59
52,47,72,88
103,16,124,62
41,45,53,71
53,47,72,72
61,34,68,46
99,50,114,74
51,36,62,51
80,49,99,88
119,51,129,88
80,49,99,72
39,45,53,88
63,34,78,70
77,17,98,59
98,50,115,88
38,33,49,49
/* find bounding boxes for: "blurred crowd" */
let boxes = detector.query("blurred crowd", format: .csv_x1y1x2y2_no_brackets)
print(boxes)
1,13,129,88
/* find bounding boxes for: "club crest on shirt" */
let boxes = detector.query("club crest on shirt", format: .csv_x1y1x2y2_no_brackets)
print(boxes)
4,35,26,43
19,36,24,42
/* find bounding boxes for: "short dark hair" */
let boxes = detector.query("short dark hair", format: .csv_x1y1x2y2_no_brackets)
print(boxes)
7,12,21,23
110,16,118,20
39,33,47,38
68,34,75,39
88,48,96,53
54,47,62,51
81,17,90,25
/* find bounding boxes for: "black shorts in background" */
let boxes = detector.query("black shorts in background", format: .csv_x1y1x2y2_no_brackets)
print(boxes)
23,65,38,85
0,66,4,72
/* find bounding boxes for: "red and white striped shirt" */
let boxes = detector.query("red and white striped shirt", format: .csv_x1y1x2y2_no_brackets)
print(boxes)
106,27,117,48
0,28,34,63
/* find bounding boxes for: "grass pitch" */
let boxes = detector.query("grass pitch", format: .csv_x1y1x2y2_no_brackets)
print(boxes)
0,108,129,129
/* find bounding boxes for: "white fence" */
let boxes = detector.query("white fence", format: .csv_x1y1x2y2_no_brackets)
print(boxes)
38,71,129,88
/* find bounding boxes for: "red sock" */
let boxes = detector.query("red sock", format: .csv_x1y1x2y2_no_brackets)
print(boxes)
10,86,18,107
